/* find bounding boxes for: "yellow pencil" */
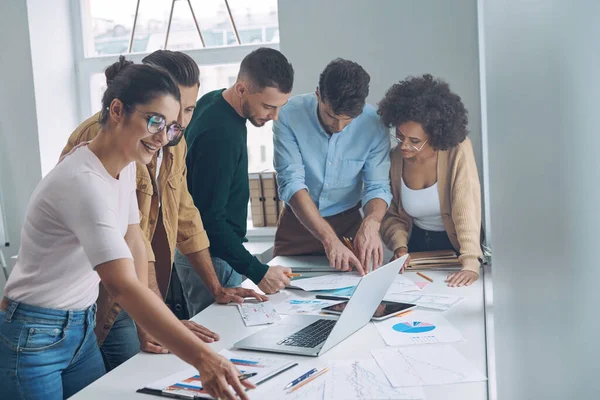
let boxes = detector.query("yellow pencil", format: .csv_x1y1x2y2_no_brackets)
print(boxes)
417,272,433,283
285,273,302,277
287,367,329,393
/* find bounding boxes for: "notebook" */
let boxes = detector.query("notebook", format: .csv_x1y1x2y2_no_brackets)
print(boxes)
405,250,462,271
137,349,297,399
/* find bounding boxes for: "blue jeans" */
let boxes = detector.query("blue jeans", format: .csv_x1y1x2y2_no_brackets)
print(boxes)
174,250,243,317
0,299,105,399
99,309,140,372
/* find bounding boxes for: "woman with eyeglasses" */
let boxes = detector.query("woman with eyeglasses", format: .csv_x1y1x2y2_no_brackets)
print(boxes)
0,57,252,400
378,74,483,287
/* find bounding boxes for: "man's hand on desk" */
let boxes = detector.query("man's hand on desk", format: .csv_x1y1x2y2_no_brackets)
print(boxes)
354,217,384,271
445,270,478,287
393,247,411,273
213,286,268,304
138,321,221,353
324,236,365,275
258,265,292,294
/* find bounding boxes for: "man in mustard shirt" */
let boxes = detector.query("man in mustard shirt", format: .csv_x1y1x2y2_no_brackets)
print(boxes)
61,50,266,371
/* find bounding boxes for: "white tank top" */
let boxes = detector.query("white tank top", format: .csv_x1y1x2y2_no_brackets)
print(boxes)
401,178,445,232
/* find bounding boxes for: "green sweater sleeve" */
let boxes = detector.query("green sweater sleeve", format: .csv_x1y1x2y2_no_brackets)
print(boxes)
187,131,268,284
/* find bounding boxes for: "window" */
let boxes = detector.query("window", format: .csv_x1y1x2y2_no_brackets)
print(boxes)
80,0,279,57
74,0,279,177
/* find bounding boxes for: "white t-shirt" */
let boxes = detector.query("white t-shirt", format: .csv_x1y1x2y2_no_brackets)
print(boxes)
401,178,445,232
5,146,139,310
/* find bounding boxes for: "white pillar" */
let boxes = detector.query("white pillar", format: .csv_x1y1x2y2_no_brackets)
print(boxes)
482,1,600,398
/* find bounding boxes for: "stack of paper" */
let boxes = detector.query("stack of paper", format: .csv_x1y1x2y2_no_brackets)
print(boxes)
405,250,462,271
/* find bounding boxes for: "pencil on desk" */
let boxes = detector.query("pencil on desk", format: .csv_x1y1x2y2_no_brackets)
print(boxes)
285,273,302,277
396,310,414,318
417,272,433,282
287,367,329,393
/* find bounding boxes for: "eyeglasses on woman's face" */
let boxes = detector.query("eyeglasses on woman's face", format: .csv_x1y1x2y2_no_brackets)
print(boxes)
133,109,183,143
390,133,427,152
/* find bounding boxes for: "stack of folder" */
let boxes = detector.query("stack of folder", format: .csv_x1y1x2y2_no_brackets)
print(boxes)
405,250,462,271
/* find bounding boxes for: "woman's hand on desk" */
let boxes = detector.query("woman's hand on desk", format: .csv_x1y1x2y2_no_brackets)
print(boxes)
198,352,255,400
445,270,478,287
393,247,411,273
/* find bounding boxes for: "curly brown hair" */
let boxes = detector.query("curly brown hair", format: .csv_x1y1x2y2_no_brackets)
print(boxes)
377,74,468,150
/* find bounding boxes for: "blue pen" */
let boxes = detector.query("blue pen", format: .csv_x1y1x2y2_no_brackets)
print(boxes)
284,368,318,389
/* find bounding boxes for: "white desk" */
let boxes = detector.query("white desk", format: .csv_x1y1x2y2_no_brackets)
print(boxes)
73,259,490,400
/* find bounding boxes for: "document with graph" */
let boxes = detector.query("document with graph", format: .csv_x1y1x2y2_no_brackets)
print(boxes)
138,349,297,399
371,345,487,387
288,272,362,291
373,310,464,346
383,293,465,311
324,359,425,400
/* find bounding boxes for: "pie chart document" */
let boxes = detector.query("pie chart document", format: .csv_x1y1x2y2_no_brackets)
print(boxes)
372,310,464,346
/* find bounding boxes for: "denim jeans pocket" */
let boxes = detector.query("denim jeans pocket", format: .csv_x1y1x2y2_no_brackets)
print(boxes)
20,323,67,352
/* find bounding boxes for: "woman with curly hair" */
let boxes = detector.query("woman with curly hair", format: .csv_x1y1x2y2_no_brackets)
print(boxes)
378,74,482,287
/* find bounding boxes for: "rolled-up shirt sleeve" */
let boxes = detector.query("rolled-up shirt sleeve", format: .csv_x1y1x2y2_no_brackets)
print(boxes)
273,111,309,203
362,123,392,207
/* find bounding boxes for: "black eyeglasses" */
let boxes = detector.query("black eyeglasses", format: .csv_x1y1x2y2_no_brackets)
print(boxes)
133,109,183,143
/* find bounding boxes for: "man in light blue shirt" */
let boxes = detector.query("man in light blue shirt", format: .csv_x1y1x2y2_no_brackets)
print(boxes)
273,59,392,274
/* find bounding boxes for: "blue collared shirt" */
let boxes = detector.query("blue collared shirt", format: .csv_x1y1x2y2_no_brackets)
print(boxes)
273,93,392,217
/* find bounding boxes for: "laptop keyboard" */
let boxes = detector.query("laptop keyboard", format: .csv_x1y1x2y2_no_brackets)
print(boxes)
277,319,336,348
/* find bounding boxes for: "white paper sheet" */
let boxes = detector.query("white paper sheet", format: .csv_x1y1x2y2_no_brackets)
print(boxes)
371,345,487,387
373,310,464,346
384,275,422,296
324,359,425,400
143,349,297,398
274,299,345,315
383,293,466,311
237,301,281,326
288,272,362,291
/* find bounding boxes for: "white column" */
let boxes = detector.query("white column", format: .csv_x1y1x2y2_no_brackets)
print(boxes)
482,0,600,398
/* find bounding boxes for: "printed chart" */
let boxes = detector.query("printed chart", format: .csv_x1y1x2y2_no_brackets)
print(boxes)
383,293,465,311
371,345,487,387
373,311,464,346
274,299,345,315
324,359,425,400
237,301,281,326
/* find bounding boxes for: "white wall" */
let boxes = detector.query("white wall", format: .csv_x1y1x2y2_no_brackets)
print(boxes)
0,1,43,290
277,0,482,177
27,0,80,176
483,0,600,398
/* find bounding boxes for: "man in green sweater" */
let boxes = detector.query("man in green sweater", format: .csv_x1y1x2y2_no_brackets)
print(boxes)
175,48,295,315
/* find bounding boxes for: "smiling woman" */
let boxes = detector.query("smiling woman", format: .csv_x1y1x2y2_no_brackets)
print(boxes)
0,57,253,400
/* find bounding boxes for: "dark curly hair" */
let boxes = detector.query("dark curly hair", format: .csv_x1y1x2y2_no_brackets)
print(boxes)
377,74,468,150
319,58,370,118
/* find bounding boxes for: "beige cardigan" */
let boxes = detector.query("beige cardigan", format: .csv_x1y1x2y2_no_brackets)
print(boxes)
380,137,482,274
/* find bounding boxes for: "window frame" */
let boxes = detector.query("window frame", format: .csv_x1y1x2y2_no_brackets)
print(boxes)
69,0,280,122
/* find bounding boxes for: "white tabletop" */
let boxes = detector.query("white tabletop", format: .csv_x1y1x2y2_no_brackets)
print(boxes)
73,258,489,400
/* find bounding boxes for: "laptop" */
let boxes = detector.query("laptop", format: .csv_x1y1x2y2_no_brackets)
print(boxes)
234,255,407,357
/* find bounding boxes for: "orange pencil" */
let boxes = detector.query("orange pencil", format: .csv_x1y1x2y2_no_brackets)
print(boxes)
417,272,433,283
395,309,414,318
285,273,302,277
